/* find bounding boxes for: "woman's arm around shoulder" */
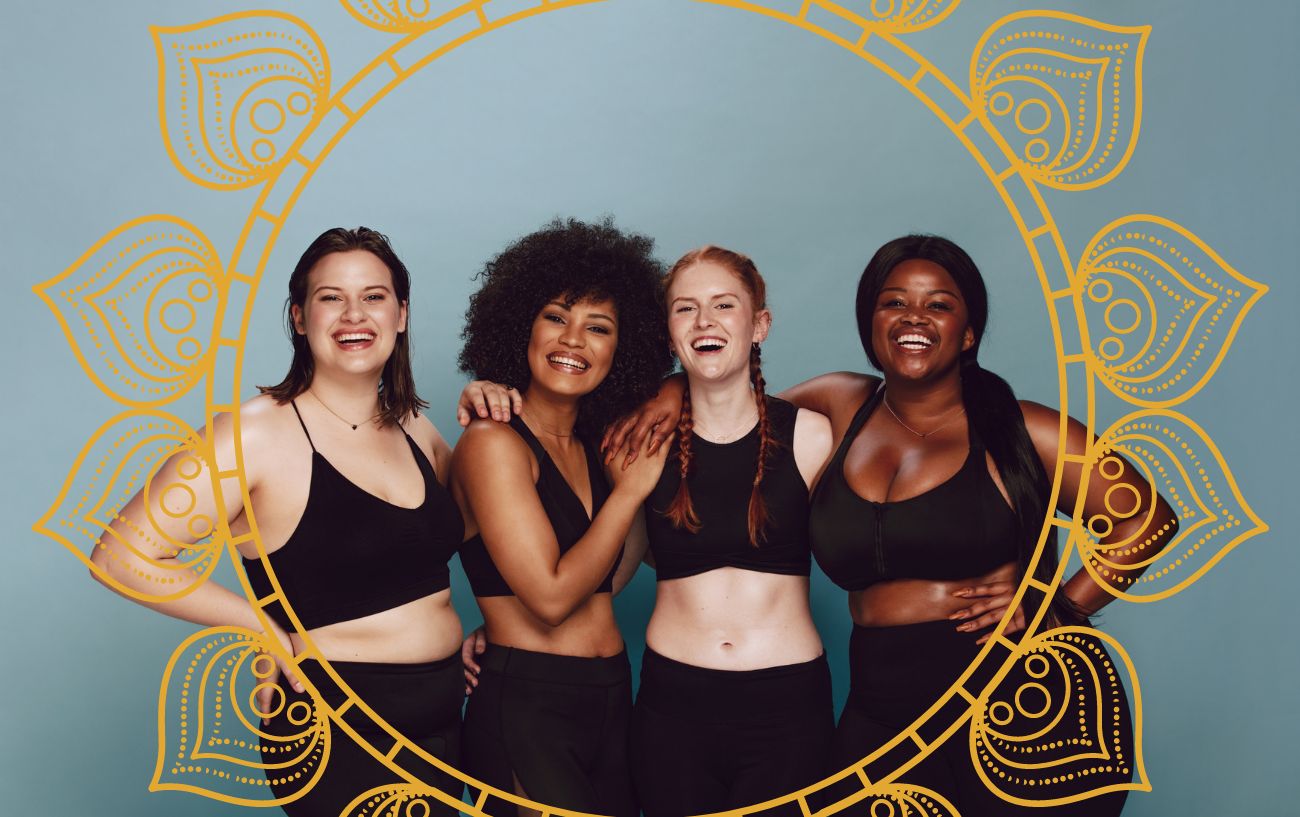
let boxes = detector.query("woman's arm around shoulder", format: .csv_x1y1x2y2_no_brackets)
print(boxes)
791,408,833,491
778,372,879,429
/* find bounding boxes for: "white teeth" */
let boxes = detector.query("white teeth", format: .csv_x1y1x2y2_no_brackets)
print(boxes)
896,333,932,348
336,332,375,342
692,337,726,351
549,354,589,370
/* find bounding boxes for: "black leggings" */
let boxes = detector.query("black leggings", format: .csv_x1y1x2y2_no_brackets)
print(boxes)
260,654,464,817
631,648,835,817
461,644,636,817
833,620,1132,816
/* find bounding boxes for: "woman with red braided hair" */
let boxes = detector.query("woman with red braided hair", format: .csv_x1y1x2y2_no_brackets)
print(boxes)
626,246,836,817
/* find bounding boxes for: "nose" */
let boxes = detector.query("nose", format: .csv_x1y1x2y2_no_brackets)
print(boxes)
900,305,929,325
693,308,715,329
342,297,365,322
559,321,585,348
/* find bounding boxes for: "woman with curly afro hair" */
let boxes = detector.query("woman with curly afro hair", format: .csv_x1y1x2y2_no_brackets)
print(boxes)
450,217,673,817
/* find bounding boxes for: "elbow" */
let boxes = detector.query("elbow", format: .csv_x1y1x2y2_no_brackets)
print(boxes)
521,593,579,628
88,541,114,586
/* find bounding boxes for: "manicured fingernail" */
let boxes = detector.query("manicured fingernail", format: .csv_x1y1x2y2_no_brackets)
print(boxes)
948,612,966,620
954,588,970,597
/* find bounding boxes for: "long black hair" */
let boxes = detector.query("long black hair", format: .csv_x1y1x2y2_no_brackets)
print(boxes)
260,227,427,427
856,235,1086,626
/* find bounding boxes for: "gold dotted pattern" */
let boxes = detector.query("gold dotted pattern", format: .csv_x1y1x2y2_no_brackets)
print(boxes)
971,630,1137,803
1078,219,1266,403
973,16,1147,188
157,630,327,802
37,219,220,402
155,14,328,187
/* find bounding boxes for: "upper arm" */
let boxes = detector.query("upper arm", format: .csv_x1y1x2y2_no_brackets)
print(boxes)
778,372,877,427
611,507,648,594
1020,400,1176,539
451,422,564,594
792,408,833,490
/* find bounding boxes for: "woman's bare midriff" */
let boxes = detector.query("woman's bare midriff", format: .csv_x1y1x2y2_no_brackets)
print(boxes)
646,568,823,670
289,589,463,664
476,593,625,658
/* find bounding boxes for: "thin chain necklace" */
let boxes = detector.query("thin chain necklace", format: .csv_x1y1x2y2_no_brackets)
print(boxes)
882,390,965,438
309,389,380,431
695,407,759,443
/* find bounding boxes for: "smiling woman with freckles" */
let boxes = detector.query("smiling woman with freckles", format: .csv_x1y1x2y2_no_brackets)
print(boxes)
605,235,1179,815
89,227,468,815
452,217,672,817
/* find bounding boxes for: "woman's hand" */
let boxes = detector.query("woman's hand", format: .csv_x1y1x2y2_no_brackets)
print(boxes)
602,375,685,467
608,432,675,501
258,622,305,725
457,380,523,426
950,580,1026,645
461,626,486,694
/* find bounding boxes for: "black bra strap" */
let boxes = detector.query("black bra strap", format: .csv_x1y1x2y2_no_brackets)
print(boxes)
834,384,884,462
289,400,317,452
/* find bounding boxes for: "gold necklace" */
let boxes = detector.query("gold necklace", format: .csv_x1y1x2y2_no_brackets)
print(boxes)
522,408,574,439
309,389,380,431
695,407,759,443
882,391,965,439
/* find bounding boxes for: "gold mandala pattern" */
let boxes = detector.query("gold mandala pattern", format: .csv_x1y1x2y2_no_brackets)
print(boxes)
33,1,1269,814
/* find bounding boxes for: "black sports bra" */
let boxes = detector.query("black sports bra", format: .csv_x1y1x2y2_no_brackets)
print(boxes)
459,415,619,597
809,387,1018,592
242,402,463,632
645,396,811,580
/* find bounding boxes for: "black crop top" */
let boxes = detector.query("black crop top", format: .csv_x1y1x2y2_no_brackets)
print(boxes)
809,387,1018,592
242,402,463,632
645,396,812,580
459,415,620,597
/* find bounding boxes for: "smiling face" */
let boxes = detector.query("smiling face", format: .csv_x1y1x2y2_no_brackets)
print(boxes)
870,258,974,383
666,261,771,385
525,295,619,400
290,249,407,379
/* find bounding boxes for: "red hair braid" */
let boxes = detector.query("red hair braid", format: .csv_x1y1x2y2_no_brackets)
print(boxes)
747,343,772,546
664,384,702,533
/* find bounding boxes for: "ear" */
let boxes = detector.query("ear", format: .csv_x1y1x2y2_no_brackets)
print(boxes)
961,325,975,352
751,309,772,343
291,303,306,335
398,300,408,334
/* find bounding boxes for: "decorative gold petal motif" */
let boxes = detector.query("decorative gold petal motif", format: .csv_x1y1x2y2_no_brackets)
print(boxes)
33,410,224,603
33,216,223,406
1077,216,1268,406
344,784,464,817
152,12,329,189
971,12,1149,189
152,628,329,806
340,0,450,34
1075,409,1267,602
801,0,961,34
970,628,1146,806
850,784,961,816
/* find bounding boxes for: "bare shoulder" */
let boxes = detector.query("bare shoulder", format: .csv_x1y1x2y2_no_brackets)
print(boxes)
452,419,530,466
1017,399,1090,460
793,407,833,451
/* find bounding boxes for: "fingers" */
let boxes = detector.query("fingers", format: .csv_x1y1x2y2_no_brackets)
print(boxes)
977,609,1026,645
507,387,524,417
648,420,673,456
953,581,1014,599
603,416,634,463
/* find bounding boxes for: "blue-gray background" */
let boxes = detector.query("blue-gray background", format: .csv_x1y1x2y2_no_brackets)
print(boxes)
2,1,1296,814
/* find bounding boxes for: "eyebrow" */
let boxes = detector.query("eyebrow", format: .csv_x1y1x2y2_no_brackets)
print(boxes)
312,284,394,294
670,292,741,304
879,286,960,298
547,301,616,323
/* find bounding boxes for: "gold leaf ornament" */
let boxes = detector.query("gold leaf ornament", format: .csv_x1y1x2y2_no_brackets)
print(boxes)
152,12,329,189
343,783,463,817
850,785,961,816
1077,216,1268,406
34,410,225,603
820,0,962,34
1075,409,1266,603
153,628,329,806
33,216,223,406
971,12,1149,189
970,628,1146,806
341,0,449,33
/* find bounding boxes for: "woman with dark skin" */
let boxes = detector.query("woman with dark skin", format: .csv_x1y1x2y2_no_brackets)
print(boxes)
597,235,1178,815
451,218,672,817
91,228,468,816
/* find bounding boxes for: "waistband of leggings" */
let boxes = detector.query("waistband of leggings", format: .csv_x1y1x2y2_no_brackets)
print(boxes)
637,648,831,722
478,643,630,687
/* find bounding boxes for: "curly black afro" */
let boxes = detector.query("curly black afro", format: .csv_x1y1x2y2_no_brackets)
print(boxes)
459,217,672,437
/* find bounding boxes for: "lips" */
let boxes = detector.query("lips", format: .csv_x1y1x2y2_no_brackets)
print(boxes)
690,336,727,353
546,352,591,373
893,331,935,351
333,330,376,349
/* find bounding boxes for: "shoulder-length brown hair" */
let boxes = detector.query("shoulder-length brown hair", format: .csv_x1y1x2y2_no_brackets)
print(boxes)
259,227,427,426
